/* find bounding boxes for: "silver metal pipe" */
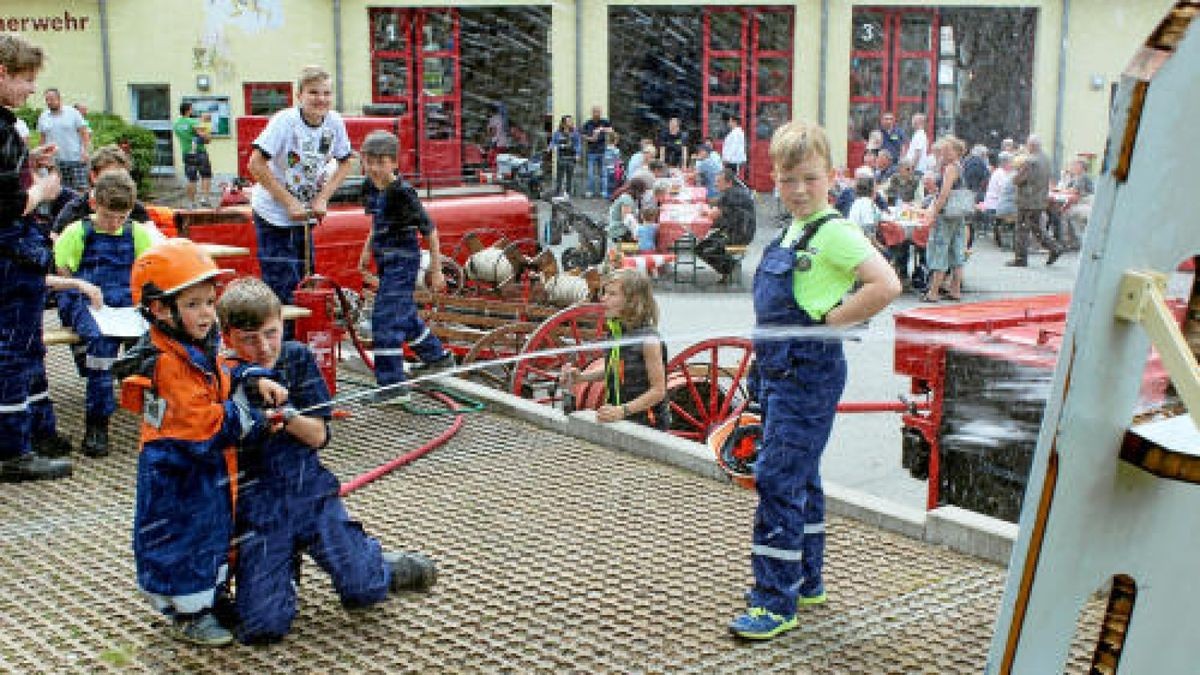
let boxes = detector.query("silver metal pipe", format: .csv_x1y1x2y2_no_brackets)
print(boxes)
1053,0,1070,176
334,0,344,111
99,0,113,112
818,0,829,125
575,0,582,121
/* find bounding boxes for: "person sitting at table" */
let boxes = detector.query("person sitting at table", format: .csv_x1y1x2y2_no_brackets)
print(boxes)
696,168,756,284
694,143,724,199
1056,157,1094,250
982,151,1017,246
847,174,883,246
636,207,660,253
607,174,651,243
886,158,919,205
625,141,655,184
874,149,897,186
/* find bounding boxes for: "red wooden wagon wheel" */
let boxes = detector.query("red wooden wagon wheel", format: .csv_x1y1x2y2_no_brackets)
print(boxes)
510,303,607,402
664,337,754,441
459,321,540,390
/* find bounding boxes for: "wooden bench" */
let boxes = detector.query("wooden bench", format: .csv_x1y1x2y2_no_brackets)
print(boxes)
43,305,313,347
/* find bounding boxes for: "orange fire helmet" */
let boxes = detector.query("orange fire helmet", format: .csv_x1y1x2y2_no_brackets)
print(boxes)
131,238,230,306
708,412,763,491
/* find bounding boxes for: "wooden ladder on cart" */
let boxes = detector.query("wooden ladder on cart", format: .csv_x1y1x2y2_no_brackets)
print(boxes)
988,4,1200,672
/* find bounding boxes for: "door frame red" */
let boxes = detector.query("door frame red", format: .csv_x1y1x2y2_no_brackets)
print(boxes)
847,7,939,169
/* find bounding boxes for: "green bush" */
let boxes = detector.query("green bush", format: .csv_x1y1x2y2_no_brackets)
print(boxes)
14,106,156,197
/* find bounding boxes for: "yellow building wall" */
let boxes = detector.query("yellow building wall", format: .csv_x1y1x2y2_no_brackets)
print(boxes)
0,1,105,111
1060,0,1172,164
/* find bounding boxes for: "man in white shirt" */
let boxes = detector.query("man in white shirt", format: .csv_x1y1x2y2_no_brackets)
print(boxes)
248,65,352,307
904,112,931,175
37,88,90,190
721,114,747,180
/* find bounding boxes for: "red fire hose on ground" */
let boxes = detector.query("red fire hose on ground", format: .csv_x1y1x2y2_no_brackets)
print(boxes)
289,273,472,497
338,390,467,497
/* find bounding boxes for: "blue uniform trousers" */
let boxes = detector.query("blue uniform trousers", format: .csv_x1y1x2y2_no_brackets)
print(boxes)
748,360,845,616
235,446,390,642
253,212,314,306
372,247,446,386
0,261,46,460
58,293,120,420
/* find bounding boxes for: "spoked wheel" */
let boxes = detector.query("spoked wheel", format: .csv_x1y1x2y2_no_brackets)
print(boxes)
510,303,607,403
664,337,754,441
459,322,539,390
449,227,507,266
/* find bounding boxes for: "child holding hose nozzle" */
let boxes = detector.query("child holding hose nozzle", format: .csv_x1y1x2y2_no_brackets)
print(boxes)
216,277,436,644
121,239,288,647
560,269,669,430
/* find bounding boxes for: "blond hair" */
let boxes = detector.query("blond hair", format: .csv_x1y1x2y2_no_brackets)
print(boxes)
297,65,331,93
217,277,282,331
606,269,658,329
769,120,832,172
938,135,967,159
0,33,44,74
92,170,136,212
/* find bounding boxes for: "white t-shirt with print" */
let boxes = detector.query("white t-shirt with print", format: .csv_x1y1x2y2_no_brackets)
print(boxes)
250,107,352,228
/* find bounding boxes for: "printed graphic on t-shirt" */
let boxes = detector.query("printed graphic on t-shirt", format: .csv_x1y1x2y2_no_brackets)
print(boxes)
283,127,335,203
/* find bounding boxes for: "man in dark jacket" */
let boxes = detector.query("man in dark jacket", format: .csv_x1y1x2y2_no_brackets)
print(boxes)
697,169,756,282
1009,134,1063,267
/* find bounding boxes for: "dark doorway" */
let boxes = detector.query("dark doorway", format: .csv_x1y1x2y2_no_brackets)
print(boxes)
608,7,703,156
459,7,552,165
937,8,1037,149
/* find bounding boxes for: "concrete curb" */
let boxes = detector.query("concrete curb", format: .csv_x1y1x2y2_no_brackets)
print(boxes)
434,376,1016,566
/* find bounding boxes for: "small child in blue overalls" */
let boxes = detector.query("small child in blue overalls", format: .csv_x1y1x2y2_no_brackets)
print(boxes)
729,119,901,641
53,169,156,456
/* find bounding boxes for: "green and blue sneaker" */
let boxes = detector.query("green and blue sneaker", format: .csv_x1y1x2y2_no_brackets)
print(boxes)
729,607,798,640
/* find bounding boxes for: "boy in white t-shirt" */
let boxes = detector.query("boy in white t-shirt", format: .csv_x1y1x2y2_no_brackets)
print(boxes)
248,65,353,306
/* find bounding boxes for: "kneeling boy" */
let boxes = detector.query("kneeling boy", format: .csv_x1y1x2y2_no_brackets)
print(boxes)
217,277,436,644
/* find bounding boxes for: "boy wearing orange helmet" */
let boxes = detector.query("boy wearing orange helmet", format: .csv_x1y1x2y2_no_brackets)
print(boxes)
120,239,286,646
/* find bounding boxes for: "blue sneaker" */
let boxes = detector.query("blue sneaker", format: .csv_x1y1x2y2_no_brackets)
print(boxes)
729,607,798,640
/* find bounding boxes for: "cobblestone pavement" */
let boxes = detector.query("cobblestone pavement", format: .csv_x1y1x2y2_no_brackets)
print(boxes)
0,343,1107,672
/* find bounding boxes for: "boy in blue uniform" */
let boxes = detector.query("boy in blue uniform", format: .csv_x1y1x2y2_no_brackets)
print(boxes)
0,33,72,482
356,130,454,405
54,169,155,456
122,239,284,646
729,120,901,640
217,277,437,643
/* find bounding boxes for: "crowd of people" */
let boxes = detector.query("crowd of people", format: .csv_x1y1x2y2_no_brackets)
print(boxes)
840,112,1095,300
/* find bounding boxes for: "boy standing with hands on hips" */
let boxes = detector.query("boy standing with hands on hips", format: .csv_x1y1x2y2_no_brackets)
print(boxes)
730,120,900,640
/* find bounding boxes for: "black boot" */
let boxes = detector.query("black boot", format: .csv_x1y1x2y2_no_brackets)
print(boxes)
384,551,437,593
31,431,74,458
82,417,110,458
0,453,72,483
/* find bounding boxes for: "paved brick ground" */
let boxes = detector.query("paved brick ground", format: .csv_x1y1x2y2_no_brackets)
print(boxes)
0,346,1105,673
